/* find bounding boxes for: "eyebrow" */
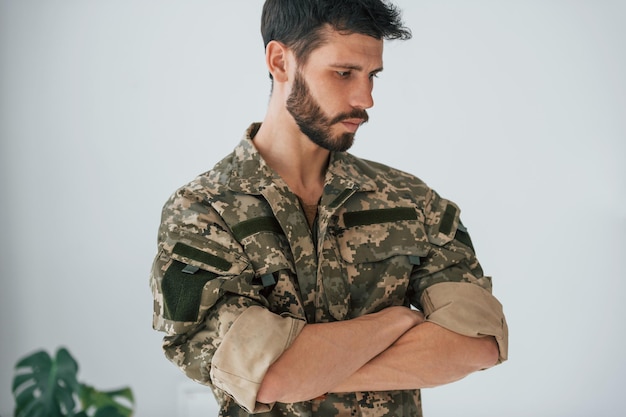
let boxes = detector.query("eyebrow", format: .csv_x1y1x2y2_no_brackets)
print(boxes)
330,64,384,75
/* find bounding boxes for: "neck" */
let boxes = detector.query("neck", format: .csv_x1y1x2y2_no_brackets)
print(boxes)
253,113,329,205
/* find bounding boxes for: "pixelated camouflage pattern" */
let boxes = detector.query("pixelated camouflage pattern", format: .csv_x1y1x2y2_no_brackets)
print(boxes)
150,123,492,416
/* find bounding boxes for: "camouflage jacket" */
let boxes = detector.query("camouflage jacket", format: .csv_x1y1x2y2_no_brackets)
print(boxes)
151,123,508,417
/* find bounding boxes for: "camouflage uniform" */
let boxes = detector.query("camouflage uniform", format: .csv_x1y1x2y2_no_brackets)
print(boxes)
151,123,508,416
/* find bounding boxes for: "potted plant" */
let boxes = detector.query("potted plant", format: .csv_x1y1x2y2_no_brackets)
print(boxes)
11,347,134,417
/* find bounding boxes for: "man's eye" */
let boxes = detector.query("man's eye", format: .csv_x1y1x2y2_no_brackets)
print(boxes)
337,71,351,78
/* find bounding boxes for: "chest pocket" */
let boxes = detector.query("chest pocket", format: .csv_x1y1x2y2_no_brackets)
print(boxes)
231,216,296,278
334,207,430,316
230,216,304,318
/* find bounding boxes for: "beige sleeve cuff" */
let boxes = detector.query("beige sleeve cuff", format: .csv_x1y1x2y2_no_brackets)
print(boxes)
420,282,509,363
210,306,306,413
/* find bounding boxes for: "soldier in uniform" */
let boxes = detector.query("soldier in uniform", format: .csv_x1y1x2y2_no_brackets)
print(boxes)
150,0,508,416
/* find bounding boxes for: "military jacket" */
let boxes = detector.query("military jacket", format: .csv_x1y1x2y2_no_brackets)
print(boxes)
151,123,508,417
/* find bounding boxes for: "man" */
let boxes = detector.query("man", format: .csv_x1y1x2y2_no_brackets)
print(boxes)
150,1,508,416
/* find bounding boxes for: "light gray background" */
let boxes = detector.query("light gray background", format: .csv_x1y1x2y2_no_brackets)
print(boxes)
1,1,625,416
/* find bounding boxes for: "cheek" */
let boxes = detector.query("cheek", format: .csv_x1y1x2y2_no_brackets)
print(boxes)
316,84,346,113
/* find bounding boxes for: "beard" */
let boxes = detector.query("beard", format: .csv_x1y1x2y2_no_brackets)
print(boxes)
286,71,368,152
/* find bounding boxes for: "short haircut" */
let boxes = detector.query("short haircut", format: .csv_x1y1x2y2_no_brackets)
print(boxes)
261,0,411,67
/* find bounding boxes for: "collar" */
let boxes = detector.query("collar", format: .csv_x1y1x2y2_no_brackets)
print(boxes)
226,123,378,195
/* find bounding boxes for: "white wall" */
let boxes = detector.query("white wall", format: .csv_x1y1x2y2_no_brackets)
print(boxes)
1,1,624,416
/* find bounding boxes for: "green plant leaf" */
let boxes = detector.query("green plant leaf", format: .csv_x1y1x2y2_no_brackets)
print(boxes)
12,347,134,417
15,401,46,417
12,373,35,393
12,348,79,417
79,385,134,417
15,383,38,408
93,405,129,417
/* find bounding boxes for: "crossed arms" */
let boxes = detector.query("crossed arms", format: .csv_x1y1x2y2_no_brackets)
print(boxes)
204,281,507,413
256,305,500,404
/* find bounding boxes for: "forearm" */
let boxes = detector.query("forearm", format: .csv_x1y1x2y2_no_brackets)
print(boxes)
256,306,422,404
331,321,500,393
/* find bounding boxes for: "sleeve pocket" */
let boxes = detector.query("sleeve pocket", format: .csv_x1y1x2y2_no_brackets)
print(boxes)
161,242,248,324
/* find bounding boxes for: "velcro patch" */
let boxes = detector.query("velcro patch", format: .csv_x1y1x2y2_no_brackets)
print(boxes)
231,216,283,241
343,207,418,228
439,204,458,237
162,260,218,322
172,242,232,271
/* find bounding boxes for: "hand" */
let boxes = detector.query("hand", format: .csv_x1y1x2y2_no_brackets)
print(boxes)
379,306,424,329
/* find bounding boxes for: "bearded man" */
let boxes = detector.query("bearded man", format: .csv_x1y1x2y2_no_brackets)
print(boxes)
150,1,508,416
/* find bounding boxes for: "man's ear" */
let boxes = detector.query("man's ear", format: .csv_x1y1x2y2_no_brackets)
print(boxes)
265,40,291,83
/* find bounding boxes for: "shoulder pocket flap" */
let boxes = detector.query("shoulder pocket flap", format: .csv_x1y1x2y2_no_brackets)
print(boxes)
160,242,248,324
170,241,247,276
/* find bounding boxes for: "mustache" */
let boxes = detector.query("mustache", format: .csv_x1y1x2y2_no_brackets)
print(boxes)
330,108,369,125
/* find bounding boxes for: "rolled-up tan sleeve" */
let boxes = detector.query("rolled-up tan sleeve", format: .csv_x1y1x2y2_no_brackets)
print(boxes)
210,306,306,413
420,282,508,363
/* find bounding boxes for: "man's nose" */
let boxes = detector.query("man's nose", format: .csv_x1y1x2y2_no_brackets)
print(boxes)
351,78,374,110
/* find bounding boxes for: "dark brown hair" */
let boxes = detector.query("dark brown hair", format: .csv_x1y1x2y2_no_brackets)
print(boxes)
261,0,411,70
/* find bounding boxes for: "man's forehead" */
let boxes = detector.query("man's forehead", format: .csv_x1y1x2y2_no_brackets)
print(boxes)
312,30,384,67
